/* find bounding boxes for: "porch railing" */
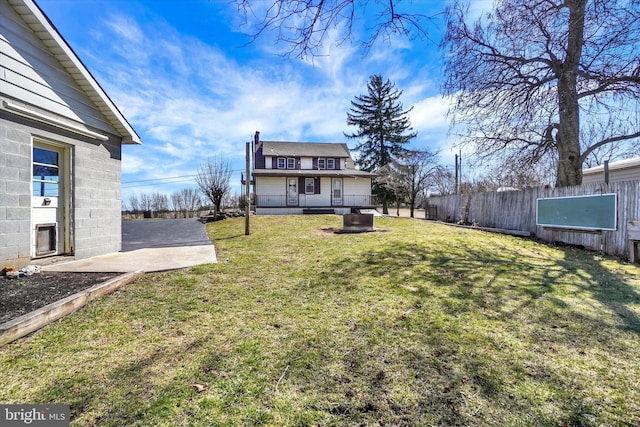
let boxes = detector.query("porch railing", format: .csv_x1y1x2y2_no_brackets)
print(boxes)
256,195,377,208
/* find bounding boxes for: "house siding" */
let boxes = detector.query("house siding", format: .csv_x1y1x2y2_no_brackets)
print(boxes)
252,140,374,214
301,157,313,169
0,0,118,135
583,167,640,184
344,178,372,196
254,144,265,169
256,176,286,194
0,0,128,268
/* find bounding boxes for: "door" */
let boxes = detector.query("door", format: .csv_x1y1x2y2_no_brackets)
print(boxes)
332,178,343,205
32,144,67,257
287,178,298,206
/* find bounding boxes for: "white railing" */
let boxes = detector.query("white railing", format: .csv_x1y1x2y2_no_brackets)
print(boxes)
256,195,377,207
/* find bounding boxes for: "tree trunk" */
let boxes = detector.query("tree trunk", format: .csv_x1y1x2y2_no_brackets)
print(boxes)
555,0,586,187
382,197,389,215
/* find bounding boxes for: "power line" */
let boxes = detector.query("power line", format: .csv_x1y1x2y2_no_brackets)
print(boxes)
122,169,247,185
122,179,197,188
122,174,197,184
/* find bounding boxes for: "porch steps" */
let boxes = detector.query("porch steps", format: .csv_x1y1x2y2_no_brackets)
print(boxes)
303,208,335,215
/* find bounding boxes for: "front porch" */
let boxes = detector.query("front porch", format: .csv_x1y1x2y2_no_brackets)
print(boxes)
255,194,377,209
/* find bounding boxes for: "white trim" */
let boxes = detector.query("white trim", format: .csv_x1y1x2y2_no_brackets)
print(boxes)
3,100,109,141
304,177,315,194
583,157,640,174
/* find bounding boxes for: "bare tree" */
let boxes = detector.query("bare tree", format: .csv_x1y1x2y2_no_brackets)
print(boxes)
139,193,153,212
196,157,233,215
182,188,203,217
378,150,439,217
171,188,203,218
443,0,640,186
151,193,169,213
396,150,439,218
171,191,186,218
430,167,456,196
128,193,140,216
234,0,436,58
375,163,406,216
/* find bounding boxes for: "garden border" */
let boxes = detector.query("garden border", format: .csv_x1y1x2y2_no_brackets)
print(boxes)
0,270,144,347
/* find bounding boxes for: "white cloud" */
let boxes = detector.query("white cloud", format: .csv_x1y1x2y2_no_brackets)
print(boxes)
86,2,452,200
121,153,145,174
411,95,452,131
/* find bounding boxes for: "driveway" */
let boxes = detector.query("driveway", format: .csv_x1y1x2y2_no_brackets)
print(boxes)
43,218,217,273
122,218,213,251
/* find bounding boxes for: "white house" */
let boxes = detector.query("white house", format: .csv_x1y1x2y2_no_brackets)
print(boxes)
1,0,141,268
582,157,640,184
250,133,375,215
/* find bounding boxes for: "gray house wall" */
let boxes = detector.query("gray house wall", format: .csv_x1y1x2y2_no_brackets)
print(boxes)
1,0,138,268
1,113,123,267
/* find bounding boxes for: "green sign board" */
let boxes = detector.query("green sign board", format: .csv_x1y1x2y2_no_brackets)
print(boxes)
536,193,617,231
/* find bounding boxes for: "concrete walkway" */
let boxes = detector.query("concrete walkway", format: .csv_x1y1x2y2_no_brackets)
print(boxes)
43,218,217,273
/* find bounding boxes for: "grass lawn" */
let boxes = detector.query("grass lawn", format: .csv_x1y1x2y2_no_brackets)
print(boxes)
1,216,640,426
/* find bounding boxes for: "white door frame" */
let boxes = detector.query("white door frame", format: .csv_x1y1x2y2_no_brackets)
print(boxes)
287,177,298,206
31,140,71,258
332,178,343,206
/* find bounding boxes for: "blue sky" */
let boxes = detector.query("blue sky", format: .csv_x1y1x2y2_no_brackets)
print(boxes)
36,0,488,203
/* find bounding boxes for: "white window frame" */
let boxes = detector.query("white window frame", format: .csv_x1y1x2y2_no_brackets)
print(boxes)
305,178,315,194
32,147,60,197
287,158,296,169
318,158,326,169
327,158,335,170
277,157,286,169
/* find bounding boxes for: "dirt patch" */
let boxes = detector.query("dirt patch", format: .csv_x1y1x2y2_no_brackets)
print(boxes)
0,272,120,324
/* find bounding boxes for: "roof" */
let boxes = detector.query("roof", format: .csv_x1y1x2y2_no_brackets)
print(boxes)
583,156,640,174
6,0,141,144
261,141,352,159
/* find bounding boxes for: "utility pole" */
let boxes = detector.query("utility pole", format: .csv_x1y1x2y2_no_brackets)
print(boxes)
458,150,462,194
245,142,250,235
454,154,459,194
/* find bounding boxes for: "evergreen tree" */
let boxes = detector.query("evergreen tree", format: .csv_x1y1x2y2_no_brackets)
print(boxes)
345,74,417,213
345,74,416,171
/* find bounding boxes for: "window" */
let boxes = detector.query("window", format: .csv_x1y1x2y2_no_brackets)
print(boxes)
318,158,326,169
33,147,59,196
305,178,315,194
287,158,296,169
327,158,335,169
277,157,286,169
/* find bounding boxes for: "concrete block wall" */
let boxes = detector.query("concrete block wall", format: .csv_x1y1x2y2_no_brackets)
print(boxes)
0,116,32,267
1,115,123,268
72,139,122,259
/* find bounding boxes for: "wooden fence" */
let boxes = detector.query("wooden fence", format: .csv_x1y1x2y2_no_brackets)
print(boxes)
428,180,640,260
